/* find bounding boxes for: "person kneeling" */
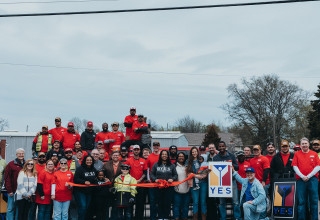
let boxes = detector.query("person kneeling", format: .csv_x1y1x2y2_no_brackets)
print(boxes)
233,167,267,220
113,164,137,220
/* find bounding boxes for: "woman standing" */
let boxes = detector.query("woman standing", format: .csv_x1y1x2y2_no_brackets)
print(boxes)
186,147,209,220
173,152,190,220
51,158,74,220
36,160,55,220
15,159,37,220
150,150,178,220
73,155,97,220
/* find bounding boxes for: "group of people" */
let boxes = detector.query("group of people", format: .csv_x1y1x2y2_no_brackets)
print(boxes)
1,107,320,220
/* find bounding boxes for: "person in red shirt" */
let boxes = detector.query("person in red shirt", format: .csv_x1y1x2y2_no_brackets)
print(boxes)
35,152,46,175
124,107,138,139
61,122,80,150
292,137,320,220
144,141,160,220
36,160,55,220
120,146,129,162
265,142,276,163
250,144,270,219
98,148,109,163
169,145,178,164
63,148,76,174
235,150,250,191
73,141,88,159
49,117,67,142
104,122,125,153
244,146,252,162
125,145,146,220
95,123,110,152
33,125,54,155
51,158,74,220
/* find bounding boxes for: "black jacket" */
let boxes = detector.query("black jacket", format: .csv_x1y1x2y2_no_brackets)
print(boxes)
46,148,65,160
74,165,97,193
270,152,294,181
80,129,96,151
94,179,111,197
212,151,239,171
150,163,178,182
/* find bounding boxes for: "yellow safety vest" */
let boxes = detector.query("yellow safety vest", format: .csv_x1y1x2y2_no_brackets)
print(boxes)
114,174,137,196
69,159,76,174
36,134,53,152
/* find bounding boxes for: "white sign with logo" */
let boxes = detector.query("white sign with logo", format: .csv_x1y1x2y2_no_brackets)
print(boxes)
208,162,233,198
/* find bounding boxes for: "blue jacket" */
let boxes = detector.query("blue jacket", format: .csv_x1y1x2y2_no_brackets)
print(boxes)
233,172,266,212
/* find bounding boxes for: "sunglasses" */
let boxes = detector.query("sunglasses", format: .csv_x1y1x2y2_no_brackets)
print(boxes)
27,163,34,166
60,162,67,165
65,151,73,154
121,167,130,170
39,155,46,158
55,120,61,122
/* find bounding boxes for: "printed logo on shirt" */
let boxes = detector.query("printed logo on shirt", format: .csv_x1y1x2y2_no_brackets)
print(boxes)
310,155,315,158
84,171,96,177
156,166,171,172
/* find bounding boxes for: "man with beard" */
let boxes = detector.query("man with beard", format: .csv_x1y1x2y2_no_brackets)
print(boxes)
120,146,129,162
32,125,54,156
105,122,125,153
95,123,110,152
312,139,320,158
212,141,241,220
207,143,217,162
61,122,81,150
236,151,251,193
169,145,178,164
265,142,276,164
50,153,59,168
48,117,67,141
80,121,96,153
63,148,76,174
46,140,65,160
124,107,138,139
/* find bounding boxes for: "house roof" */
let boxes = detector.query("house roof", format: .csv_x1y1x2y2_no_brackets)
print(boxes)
184,132,243,146
150,131,185,139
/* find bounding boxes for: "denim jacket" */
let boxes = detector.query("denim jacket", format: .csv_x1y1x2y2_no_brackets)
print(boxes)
233,172,266,212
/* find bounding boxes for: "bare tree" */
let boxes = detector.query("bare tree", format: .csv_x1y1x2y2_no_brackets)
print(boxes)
0,118,9,131
173,115,206,133
223,74,309,150
69,117,85,133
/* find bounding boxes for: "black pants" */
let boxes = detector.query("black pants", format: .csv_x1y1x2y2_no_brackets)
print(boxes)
90,195,109,220
155,187,173,219
134,188,146,220
17,199,32,220
121,140,143,149
207,197,218,219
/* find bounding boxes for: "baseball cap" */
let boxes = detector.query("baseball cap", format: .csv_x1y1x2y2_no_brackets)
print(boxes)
138,114,144,117
281,140,289,147
130,106,136,110
65,148,73,152
97,141,103,145
294,145,301,149
153,141,160,146
55,117,61,121
52,152,58,157
252,145,261,150
121,163,131,169
53,140,60,143
245,167,255,173
42,125,48,129
87,121,93,126
235,150,245,157
199,145,206,151
121,146,128,152
132,145,140,150
313,140,320,145
112,122,119,126
68,122,74,127
169,145,177,150
38,152,46,156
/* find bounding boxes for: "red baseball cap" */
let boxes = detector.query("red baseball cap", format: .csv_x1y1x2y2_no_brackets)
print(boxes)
68,122,74,127
87,121,93,126
65,148,73,152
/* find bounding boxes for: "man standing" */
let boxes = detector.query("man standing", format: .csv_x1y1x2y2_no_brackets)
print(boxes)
125,145,146,220
212,141,241,220
244,146,252,162
95,123,110,152
61,122,80,150
265,142,276,164
144,141,161,220
91,149,104,171
292,137,320,220
46,140,65,160
250,145,270,220
207,143,217,162
199,145,208,161
312,139,320,157
64,148,76,174
0,154,7,189
169,145,178,164
235,151,250,192
80,121,96,153
124,107,138,139
233,167,267,220
5,148,25,220
49,117,67,141
98,148,109,163
120,146,129,163
32,125,54,155
105,122,125,153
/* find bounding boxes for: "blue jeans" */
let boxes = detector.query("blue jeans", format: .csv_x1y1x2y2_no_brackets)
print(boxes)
173,191,190,219
243,202,260,220
148,188,157,220
37,204,52,220
117,206,133,220
74,191,92,220
297,177,318,220
191,182,207,214
259,184,269,220
219,180,242,220
53,200,70,220
6,194,18,220
28,202,37,220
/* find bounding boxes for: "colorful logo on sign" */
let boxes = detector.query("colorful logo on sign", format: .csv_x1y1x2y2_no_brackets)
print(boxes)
208,162,232,198
272,182,295,218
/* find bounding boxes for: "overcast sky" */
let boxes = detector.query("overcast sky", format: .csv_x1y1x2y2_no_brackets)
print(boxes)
1,0,320,132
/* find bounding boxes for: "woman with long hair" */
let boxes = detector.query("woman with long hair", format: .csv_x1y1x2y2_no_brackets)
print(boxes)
52,158,74,220
73,155,97,220
186,147,209,220
173,152,190,220
150,150,178,220
36,160,55,220
15,159,37,220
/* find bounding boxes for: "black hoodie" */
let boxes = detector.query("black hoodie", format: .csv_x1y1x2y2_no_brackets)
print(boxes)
80,129,96,151
74,165,97,193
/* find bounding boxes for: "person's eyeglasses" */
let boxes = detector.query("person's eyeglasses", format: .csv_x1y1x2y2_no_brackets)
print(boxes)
130,109,136,111
55,120,61,122
121,167,130,170
27,163,34,166
138,116,143,118
65,152,73,154
60,162,67,165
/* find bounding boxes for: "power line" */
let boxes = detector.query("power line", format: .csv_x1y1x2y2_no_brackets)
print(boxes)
0,0,319,17
0,0,116,5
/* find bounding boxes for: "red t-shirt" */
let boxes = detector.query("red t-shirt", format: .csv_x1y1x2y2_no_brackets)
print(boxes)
130,121,148,141
36,170,55,204
36,163,46,175
61,132,80,150
250,155,270,184
33,135,54,153
265,155,274,164
144,153,160,173
108,131,125,153
281,153,290,166
49,127,67,141
126,157,146,181
52,170,73,202
237,160,250,190
124,115,138,137
73,150,88,159
292,150,320,180
95,132,110,152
